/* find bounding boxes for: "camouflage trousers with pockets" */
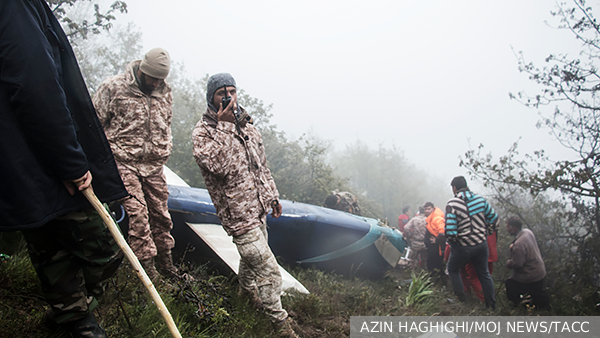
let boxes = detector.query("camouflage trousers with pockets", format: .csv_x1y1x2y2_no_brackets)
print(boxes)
21,208,123,323
233,221,288,323
117,164,175,261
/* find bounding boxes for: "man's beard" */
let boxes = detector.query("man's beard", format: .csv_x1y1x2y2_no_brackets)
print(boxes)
139,75,154,95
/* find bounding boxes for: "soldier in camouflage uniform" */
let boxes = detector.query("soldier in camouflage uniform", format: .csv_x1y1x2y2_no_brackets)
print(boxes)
403,207,428,268
193,73,298,338
93,48,178,280
1,0,128,336
323,190,362,215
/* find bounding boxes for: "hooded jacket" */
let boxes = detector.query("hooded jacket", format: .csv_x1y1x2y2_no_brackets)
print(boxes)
0,0,127,231
93,60,173,177
192,108,279,237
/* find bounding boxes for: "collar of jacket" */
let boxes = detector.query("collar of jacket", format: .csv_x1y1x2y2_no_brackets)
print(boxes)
455,188,471,200
202,107,252,129
125,60,170,98
513,228,524,240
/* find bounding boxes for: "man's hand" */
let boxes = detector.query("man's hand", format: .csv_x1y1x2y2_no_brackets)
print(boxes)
271,200,282,218
62,171,92,195
217,97,237,123
506,259,514,269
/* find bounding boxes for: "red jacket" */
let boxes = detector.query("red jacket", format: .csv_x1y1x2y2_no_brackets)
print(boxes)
397,214,409,232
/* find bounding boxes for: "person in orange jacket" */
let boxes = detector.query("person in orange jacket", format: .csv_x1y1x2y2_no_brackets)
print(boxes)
423,202,446,282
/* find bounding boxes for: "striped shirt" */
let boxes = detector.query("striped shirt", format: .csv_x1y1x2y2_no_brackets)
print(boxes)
445,190,498,246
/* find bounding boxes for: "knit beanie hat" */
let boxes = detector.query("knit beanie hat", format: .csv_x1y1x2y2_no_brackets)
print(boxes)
140,48,170,79
206,73,236,111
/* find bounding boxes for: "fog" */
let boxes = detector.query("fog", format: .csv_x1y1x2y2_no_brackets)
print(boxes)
114,0,580,186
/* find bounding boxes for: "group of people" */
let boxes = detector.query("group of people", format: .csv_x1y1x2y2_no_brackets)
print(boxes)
397,177,550,310
1,1,297,337
1,1,553,336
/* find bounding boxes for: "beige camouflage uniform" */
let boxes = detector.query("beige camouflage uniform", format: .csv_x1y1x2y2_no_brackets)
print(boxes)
93,60,174,261
403,214,428,267
333,191,362,215
192,108,288,323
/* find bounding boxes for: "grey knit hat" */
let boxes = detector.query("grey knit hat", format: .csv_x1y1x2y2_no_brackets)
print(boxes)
207,73,236,111
140,48,170,79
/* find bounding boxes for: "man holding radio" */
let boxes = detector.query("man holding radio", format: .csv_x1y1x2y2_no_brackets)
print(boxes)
192,73,298,338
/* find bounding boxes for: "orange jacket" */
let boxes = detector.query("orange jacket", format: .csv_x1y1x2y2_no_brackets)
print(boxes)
426,207,445,237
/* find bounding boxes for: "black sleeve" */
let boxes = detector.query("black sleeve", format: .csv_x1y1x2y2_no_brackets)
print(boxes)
0,0,88,180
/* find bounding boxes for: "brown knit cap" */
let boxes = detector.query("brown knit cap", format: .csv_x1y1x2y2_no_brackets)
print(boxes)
140,48,170,79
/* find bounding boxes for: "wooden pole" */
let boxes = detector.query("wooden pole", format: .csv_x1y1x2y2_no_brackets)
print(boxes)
81,187,182,338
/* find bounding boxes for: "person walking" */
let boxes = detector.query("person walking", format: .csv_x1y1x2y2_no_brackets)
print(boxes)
444,176,498,309
192,73,298,337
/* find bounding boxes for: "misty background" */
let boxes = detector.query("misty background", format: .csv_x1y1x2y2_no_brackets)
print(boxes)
2,4,593,331
66,0,582,222
114,0,579,175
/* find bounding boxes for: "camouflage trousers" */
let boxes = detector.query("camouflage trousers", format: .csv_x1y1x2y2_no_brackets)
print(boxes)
21,208,123,323
118,164,175,261
408,247,428,268
233,222,288,323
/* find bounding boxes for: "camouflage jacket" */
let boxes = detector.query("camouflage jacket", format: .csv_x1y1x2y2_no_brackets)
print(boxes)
334,191,361,216
192,109,279,237
93,60,173,177
403,214,427,250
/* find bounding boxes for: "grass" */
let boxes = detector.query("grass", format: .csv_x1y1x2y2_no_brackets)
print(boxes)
404,270,433,307
1,231,598,338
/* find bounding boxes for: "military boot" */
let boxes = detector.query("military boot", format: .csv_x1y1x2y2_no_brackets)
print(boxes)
65,312,108,338
156,250,180,279
274,317,300,338
139,258,159,281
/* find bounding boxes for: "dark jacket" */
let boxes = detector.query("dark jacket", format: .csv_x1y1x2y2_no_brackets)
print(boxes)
0,0,128,231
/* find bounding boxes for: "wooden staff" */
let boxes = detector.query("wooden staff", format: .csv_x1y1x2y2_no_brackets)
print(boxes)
81,187,182,338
